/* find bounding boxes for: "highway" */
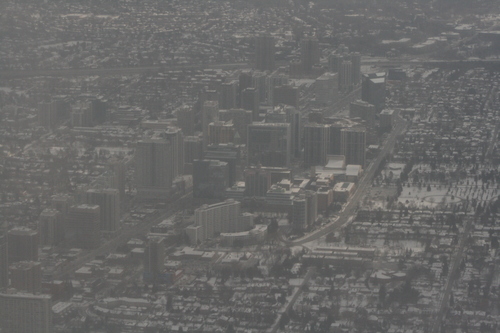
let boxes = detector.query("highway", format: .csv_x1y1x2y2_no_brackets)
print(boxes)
290,116,408,246
3,59,500,79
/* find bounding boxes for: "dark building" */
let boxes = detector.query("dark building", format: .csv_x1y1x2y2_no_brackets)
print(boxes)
38,209,64,247
9,261,42,293
304,123,330,167
144,237,166,283
8,228,38,264
301,37,320,74
273,85,299,108
241,88,260,121
244,167,272,197
193,159,230,199
68,205,101,249
328,124,344,155
362,73,386,111
248,123,291,167
85,189,120,232
0,234,7,289
176,106,194,136
255,35,275,71
341,127,366,167
219,81,238,110
204,144,241,187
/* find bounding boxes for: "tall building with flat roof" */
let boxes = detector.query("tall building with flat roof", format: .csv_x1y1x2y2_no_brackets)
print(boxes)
202,100,219,148
209,121,235,145
38,209,64,246
176,105,194,136
304,123,330,167
248,123,292,167
219,81,238,110
255,35,275,71
85,188,120,232
193,159,230,199
341,127,366,167
362,72,387,111
350,100,376,125
241,88,260,121
9,261,41,293
194,200,241,241
0,291,52,333
68,205,101,249
315,72,338,106
244,167,272,197
301,37,320,74
8,228,38,264
144,237,165,283
0,234,7,289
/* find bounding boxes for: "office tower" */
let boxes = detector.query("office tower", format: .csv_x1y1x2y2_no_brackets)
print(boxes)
85,189,120,232
315,72,339,106
292,191,318,230
9,261,41,293
255,34,275,71
244,167,272,197
267,104,301,158
193,159,229,199
205,144,241,186
38,209,64,246
304,123,330,167
38,99,69,129
144,237,165,283
241,88,260,121
176,105,194,136
51,194,73,217
8,228,38,264
108,158,126,200
0,234,7,289
202,100,219,148
238,71,253,107
362,72,387,111
273,85,299,108
328,53,344,73
248,123,292,167
135,130,181,198
341,127,366,167
68,205,101,249
184,136,204,174
0,291,52,333
90,98,107,124
289,60,303,78
70,101,93,127
209,121,235,145
350,100,376,124
194,200,241,241
350,53,361,85
218,108,253,143
329,124,344,155
379,109,395,130
339,61,353,92
267,73,289,106
252,71,267,103
219,81,238,110
165,127,184,177
301,37,320,74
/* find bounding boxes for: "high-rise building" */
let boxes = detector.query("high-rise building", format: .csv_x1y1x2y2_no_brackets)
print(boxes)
252,71,268,103
51,194,73,217
0,291,52,333
379,109,395,131
205,144,241,186
7,228,38,264
328,53,344,73
219,81,238,110
339,61,353,92
9,261,41,293
301,37,320,74
244,167,272,197
218,109,253,144
292,191,318,230
144,237,165,283
240,88,260,121
85,189,120,232
273,85,299,108
68,205,101,249
193,159,229,199
341,127,366,167
247,123,292,167
38,100,69,129
238,71,253,107
90,98,108,124
304,123,330,167
135,130,182,198
38,209,64,246
165,127,184,177
329,124,344,155
0,234,8,289
267,73,289,106
350,53,361,86
184,136,204,174
315,72,339,106
208,121,235,145
350,100,376,124
202,101,219,148
176,105,194,136
70,101,93,127
255,35,275,71
193,200,241,241
362,72,387,111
